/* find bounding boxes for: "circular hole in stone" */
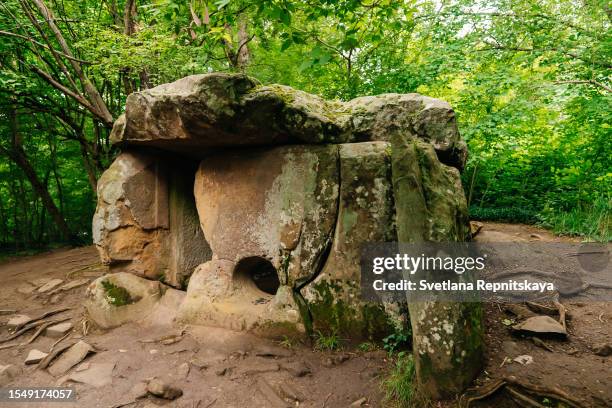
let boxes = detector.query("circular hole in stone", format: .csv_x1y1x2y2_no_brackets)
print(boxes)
234,257,280,296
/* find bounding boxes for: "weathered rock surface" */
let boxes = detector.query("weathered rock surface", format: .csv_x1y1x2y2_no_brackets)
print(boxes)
303,142,399,337
95,73,478,398
48,340,94,376
45,322,73,338
111,73,467,170
93,151,211,287
84,272,165,329
180,145,339,334
67,362,115,387
391,134,480,399
146,378,183,400
25,349,48,365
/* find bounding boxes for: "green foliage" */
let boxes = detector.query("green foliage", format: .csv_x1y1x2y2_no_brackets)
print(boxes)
0,0,609,251
314,329,342,351
470,206,541,224
278,335,297,349
381,352,419,407
540,196,611,242
382,326,413,355
357,341,378,352
101,280,135,307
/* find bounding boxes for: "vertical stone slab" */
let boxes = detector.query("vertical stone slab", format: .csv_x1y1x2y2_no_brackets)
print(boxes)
93,150,211,287
166,163,212,288
93,151,170,281
391,134,482,399
304,142,399,338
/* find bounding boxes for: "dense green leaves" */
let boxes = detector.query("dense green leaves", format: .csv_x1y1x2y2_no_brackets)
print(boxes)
0,0,609,249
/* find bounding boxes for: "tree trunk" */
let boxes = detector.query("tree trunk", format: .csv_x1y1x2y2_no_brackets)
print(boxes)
4,106,72,241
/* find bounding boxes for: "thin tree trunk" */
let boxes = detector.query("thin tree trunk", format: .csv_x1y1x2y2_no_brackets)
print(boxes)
4,105,72,241
28,0,113,126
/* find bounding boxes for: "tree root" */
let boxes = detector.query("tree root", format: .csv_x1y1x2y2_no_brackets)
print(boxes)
37,341,76,370
506,386,547,408
461,376,587,408
24,317,71,345
0,320,47,343
10,307,71,331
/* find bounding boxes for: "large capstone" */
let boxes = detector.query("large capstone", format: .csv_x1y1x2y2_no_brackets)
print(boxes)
111,73,467,170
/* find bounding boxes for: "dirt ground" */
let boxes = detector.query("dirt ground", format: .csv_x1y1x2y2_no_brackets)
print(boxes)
471,223,611,408
0,223,609,407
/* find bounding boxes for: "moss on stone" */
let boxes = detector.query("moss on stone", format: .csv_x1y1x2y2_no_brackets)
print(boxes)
307,279,394,340
101,280,137,306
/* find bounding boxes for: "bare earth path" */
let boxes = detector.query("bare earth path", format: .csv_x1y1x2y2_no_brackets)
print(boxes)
0,223,610,407
0,247,385,408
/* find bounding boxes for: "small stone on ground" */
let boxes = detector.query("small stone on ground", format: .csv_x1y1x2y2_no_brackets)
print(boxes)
7,315,31,328
37,278,64,293
25,349,48,365
45,322,73,338
146,378,183,400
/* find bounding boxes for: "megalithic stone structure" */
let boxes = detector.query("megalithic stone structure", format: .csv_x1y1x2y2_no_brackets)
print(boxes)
89,73,482,398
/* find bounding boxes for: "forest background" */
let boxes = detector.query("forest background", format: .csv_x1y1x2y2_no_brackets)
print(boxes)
0,0,609,254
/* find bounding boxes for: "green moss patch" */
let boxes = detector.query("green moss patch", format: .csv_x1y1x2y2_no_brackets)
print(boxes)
101,280,138,306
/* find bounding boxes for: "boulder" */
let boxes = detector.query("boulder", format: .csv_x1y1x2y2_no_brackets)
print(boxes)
84,272,165,329
179,145,340,335
111,73,467,170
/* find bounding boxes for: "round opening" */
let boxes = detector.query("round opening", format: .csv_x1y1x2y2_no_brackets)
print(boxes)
234,257,280,295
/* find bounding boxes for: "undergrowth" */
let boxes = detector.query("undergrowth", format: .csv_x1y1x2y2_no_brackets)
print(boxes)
381,352,424,407
539,197,611,242
314,330,342,351
470,196,611,242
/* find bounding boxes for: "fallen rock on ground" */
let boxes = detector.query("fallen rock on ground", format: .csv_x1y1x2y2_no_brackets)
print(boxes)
48,340,94,376
25,349,48,365
45,322,73,338
593,343,611,357
38,278,64,293
350,397,367,406
7,315,31,328
146,378,183,400
512,315,567,337
513,355,534,365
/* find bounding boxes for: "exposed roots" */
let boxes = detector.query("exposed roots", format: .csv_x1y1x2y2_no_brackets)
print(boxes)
461,376,588,408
